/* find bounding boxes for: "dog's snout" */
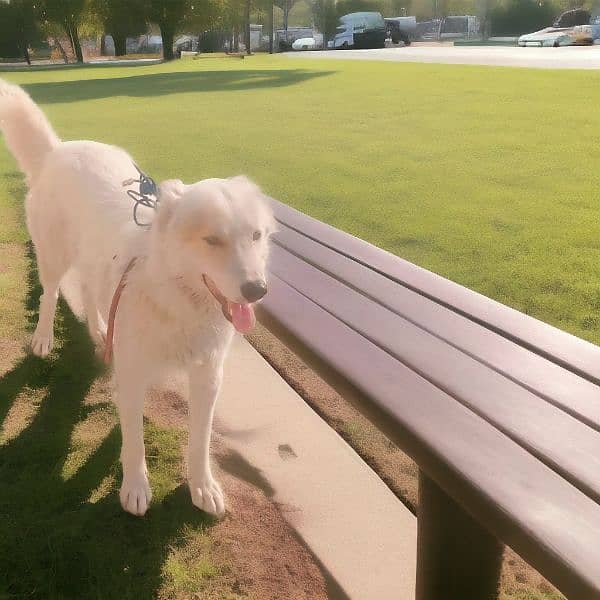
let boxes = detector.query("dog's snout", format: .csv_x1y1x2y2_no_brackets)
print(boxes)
241,280,267,302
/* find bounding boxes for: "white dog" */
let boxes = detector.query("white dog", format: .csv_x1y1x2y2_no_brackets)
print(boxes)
0,79,275,517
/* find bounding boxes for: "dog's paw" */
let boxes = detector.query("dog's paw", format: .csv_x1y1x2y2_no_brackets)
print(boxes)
120,474,152,516
31,329,53,357
190,477,225,517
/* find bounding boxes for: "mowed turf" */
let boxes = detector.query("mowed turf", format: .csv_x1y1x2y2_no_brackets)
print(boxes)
3,56,600,344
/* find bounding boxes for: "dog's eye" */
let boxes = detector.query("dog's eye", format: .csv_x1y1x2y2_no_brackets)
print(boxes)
204,235,224,247
253,231,262,241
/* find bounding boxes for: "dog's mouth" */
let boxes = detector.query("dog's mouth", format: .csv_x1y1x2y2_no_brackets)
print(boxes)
202,275,256,334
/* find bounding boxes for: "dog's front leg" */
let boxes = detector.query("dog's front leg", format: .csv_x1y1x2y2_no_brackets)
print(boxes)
115,372,151,516
188,358,225,517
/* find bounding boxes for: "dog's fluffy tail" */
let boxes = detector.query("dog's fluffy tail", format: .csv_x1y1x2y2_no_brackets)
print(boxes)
0,79,60,183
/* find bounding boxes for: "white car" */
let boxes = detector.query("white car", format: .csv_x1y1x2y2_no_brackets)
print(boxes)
292,37,316,51
518,25,593,47
518,8,595,47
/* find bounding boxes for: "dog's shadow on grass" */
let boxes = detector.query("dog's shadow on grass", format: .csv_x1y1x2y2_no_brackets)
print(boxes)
21,68,334,105
0,244,212,599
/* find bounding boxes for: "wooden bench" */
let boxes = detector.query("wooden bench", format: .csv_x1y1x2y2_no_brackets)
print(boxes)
258,198,600,600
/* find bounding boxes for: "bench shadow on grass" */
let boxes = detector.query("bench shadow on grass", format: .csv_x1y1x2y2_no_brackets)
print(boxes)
0,244,212,599
21,68,334,105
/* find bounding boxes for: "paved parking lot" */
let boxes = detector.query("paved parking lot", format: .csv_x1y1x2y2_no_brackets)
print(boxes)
287,45,600,69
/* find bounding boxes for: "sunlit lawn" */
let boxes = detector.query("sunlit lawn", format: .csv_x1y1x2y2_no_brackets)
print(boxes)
3,56,600,343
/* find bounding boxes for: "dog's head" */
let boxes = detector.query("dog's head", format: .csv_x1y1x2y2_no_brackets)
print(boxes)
154,176,276,333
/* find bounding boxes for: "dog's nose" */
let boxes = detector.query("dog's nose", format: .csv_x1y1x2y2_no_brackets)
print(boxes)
241,280,267,302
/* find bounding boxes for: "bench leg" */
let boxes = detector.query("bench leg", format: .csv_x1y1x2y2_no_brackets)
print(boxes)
416,472,504,600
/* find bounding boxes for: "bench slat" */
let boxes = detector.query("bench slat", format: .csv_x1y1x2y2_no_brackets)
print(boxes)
260,273,600,600
272,222,600,431
270,198,600,384
268,246,600,504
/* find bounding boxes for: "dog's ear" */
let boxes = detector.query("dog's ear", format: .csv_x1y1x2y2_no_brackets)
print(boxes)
155,179,186,232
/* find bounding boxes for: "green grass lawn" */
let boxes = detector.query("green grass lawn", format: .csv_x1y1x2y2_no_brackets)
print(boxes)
0,56,598,599
3,56,600,344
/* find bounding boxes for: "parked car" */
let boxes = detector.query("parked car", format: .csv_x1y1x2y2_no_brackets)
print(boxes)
518,8,594,47
292,37,316,50
438,15,480,40
416,19,441,40
385,17,415,45
333,12,386,49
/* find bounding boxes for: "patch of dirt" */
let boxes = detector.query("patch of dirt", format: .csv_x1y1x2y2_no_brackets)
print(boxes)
246,323,564,600
147,382,331,600
210,456,329,600
1,337,329,600
0,339,24,374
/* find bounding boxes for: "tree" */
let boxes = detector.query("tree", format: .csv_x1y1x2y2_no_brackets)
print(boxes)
244,0,251,52
0,0,42,65
491,0,555,36
144,0,191,60
312,0,337,47
42,0,88,63
186,0,231,52
335,0,388,15
478,0,491,39
215,0,246,51
186,0,226,32
273,0,297,30
390,0,410,16
93,0,147,56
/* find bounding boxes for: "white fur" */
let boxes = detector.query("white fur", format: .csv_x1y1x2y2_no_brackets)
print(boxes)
0,79,275,517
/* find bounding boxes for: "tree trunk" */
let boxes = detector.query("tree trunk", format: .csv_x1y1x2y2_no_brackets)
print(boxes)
245,0,251,54
23,46,31,65
54,37,69,63
113,33,127,56
18,31,31,65
66,21,84,63
160,23,175,60
269,2,274,53
73,29,84,63
284,0,289,31
100,34,108,56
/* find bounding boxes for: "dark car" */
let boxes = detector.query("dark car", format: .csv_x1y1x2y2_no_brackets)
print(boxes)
384,18,411,45
333,12,386,49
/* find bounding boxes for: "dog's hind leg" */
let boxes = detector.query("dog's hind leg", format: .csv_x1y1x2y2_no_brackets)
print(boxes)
114,363,151,516
31,244,65,358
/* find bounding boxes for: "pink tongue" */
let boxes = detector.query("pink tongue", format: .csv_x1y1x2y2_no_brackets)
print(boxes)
230,302,256,334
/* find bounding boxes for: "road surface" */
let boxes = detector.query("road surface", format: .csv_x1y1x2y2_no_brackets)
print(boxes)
287,45,600,69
